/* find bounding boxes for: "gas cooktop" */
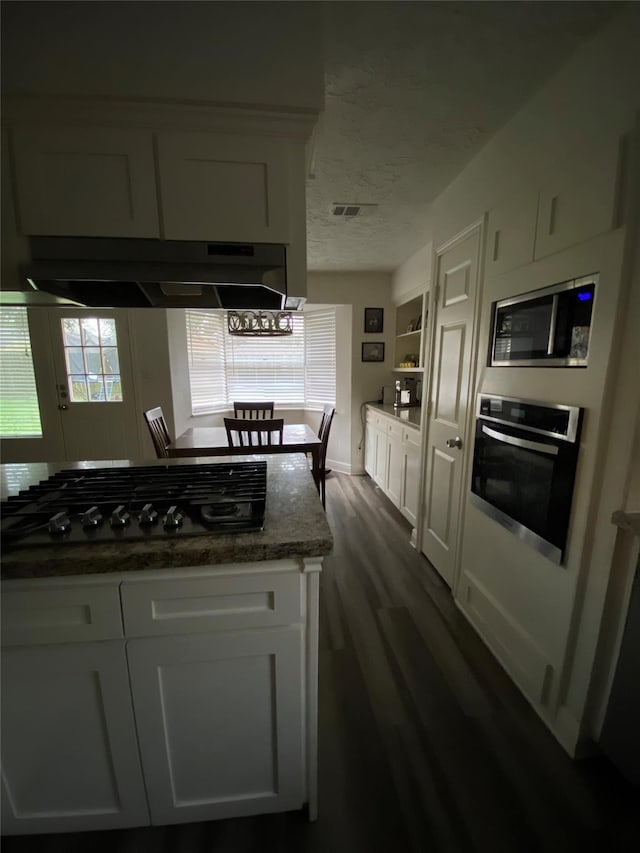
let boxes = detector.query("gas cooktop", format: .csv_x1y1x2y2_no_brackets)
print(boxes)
0,461,267,548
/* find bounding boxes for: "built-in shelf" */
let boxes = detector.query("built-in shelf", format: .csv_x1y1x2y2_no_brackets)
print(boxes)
394,294,427,370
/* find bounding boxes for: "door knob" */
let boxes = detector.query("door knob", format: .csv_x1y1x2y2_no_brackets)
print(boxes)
58,404,68,411
446,436,463,449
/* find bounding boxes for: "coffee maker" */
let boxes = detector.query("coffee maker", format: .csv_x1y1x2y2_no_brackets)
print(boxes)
394,377,420,407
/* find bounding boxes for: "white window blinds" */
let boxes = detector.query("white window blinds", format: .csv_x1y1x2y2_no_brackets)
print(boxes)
185,309,337,414
305,309,336,407
225,314,305,405
0,307,43,437
185,310,226,414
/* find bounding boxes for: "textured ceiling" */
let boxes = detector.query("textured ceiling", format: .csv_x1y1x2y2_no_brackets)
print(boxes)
306,1,619,272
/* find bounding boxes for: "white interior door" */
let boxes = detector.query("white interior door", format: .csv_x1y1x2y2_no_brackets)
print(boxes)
421,225,482,587
48,310,140,461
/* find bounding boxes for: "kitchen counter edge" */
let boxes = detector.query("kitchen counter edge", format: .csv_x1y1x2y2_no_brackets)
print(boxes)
366,402,422,429
1,454,333,580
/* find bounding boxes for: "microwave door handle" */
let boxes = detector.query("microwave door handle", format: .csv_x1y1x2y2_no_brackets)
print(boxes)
481,424,559,456
547,293,559,355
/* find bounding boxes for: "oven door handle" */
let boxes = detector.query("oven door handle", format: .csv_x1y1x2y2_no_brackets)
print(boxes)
481,424,559,456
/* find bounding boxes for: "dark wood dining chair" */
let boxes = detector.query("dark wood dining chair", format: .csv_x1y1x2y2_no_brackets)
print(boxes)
317,405,335,509
143,406,172,458
224,417,284,447
233,401,275,419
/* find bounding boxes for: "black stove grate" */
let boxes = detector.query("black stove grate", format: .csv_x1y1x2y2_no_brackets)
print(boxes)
1,461,267,547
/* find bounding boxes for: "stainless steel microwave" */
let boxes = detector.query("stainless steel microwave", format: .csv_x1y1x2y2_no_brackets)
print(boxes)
489,274,597,367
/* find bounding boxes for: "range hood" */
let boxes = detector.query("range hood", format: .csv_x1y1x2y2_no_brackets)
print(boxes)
10,237,305,310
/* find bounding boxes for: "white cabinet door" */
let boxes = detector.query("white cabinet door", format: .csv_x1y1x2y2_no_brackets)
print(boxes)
1,641,149,835
11,126,159,238
534,139,620,260
126,627,304,825
374,425,388,489
386,425,403,506
485,187,537,279
364,415,377,478
400,427,421,527
157,132,290,243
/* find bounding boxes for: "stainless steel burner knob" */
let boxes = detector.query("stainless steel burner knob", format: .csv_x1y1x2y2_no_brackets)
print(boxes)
80,506,103,529
163,506,183,529
110,505,130,528
139,503,158,525
48,511,71,535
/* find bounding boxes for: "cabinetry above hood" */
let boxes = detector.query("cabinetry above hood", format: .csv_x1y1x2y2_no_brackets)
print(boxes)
5,237,304,310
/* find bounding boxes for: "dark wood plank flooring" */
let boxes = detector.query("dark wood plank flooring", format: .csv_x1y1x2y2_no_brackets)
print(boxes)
3,473,637,852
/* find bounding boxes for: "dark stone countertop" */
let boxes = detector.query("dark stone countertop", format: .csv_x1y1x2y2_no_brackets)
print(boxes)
1,454,333,580
366,402,422,429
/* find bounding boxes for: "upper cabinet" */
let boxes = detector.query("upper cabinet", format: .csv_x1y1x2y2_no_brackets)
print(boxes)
534,138,622,261
157,132,290,243
393,294,426,372
11,126,160,238
485,187,537,279
391,244,431,374
3,100,317,297
484,136,624,278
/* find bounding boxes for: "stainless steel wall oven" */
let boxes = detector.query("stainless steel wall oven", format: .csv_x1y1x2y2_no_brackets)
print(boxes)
470,395,584,564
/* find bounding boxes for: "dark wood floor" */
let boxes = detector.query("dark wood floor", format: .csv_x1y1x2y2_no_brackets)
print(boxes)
4,473,637,852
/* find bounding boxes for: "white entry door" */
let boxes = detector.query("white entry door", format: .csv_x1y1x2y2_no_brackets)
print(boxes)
421,224,482,587
48,310,141,461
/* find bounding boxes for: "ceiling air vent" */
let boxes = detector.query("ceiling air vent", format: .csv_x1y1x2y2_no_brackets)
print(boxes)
330,203,378,218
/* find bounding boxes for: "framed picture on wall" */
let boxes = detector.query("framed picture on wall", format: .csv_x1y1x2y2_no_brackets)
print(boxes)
364,307,384,333
362,341,385,362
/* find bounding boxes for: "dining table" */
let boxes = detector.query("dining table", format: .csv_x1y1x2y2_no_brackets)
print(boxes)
166,423,323,491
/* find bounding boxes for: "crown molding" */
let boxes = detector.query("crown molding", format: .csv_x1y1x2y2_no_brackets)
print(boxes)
2,96,319,142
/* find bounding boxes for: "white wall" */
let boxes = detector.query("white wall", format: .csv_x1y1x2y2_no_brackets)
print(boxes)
307,272,395,474
129,309,174,459
1,1,323,112
422,5,640,753
391,243,432,304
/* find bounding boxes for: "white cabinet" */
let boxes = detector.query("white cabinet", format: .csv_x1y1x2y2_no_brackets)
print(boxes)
365,406,422,528
534,139,620,260
1,562,317,835
374,424,389,490
400,425,421,527
1,641,149,835
485,187,538,278
11,125,160,238
127,627,304,825
364,412,378,479
157,132,291,243
385,421,404,506
3,100,316,301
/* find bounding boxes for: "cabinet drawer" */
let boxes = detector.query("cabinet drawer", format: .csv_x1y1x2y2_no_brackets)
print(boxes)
402,426,421,449
121,568,302,637
388,420,403,439
1,584,123,646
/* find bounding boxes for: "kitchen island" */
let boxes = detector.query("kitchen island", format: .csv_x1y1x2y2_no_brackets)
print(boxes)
1,454,332,836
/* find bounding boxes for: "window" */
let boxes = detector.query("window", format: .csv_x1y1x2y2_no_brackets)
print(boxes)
305,309,336,408
60,317,122,402
186,310,226,414
0,307,43,437
185,310,336,414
